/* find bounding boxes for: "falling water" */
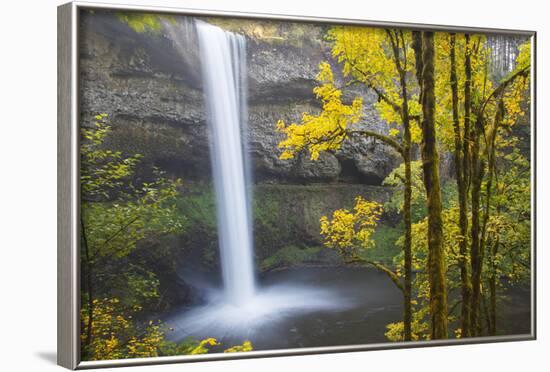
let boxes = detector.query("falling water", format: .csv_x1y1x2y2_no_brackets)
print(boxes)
196,21,255,305
163,20,351,342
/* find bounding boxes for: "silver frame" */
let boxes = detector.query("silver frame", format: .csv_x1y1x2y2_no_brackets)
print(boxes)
57,1,537,369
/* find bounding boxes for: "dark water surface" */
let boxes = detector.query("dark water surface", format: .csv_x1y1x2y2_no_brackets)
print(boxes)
162,267,530,351
255,267,403,349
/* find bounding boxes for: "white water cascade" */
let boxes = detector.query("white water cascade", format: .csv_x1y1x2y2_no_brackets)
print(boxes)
196,20,256,306
164,20,349,342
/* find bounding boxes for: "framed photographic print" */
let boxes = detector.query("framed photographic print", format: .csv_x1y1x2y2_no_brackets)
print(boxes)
57,1,536,369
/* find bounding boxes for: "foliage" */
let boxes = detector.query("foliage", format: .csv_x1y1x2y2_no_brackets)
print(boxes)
383,160,426,221
81,115,184,262
80,114,141,200
80,115,257,360
486,147,531,284
223,341,254,353
433,34,488,149
385,206,464,340
433,35,530,151
81,297,253,360
327,27,422,141
182,338,219,355
276,62,363,160
320,196,383,255
80,297,164,360
388,169,531,340
175,186,217,232
276,24,532,340
110,264,161,308
320,197,405,295
159,337,253,356
369,225,402,264
385,306,429,341
160,337,253,355
80,114,187,360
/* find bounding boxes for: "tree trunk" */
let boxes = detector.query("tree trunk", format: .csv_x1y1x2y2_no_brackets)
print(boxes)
403,147,413,341
419,31,449,339
411,31,424,101
488,236,500,336
463,34,482,337
81,217,94,349
463,35,472,192
383,29,413,341
450,33,472,337
469,115,485,336
480,99,504,336
392,29,413,342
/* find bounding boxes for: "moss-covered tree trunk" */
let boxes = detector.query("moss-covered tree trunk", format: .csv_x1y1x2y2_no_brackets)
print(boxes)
388,29,413,342
418,31,449,339
488,237,499,335
403,141,413,342
81,217,94,350
450,33,472,337
481,98,504,336
469,114,485,336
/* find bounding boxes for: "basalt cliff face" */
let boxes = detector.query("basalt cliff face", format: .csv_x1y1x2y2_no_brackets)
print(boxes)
79,12,401,185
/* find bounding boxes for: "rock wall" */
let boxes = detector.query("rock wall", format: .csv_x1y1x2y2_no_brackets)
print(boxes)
173,183,396,275
252,183,393,255
79,11,401,185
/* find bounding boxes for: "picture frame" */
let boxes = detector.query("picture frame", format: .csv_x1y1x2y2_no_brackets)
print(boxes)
58,1,536,369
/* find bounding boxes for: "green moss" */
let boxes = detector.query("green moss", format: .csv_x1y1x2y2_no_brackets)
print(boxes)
175,186,216,229
116,12,176,34
260,245,323,271
173,183,397,269
174,185,218,265
252,191,301,259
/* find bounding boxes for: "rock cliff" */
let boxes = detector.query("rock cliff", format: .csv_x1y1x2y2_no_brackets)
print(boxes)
79,11,400,185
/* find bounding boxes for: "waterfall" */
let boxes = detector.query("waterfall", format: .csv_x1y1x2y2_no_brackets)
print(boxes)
164,19,372,343
196,21,256,306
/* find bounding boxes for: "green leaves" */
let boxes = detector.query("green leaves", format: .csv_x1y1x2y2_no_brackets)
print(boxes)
81,116,143,200
80,114,187,361
81,115,184,262
383,160,426,221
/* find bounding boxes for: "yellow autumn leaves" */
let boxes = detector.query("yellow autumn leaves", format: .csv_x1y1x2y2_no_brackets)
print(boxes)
188,338,253,354
277,28,529,159
328,27,422,141
80,298,165,360
320,197,383,253
276,62,363,161
80,297,253,360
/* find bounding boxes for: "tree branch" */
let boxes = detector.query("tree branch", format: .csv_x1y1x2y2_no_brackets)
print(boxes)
347,129,405,157
345,256,404,292
478,66,530,116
